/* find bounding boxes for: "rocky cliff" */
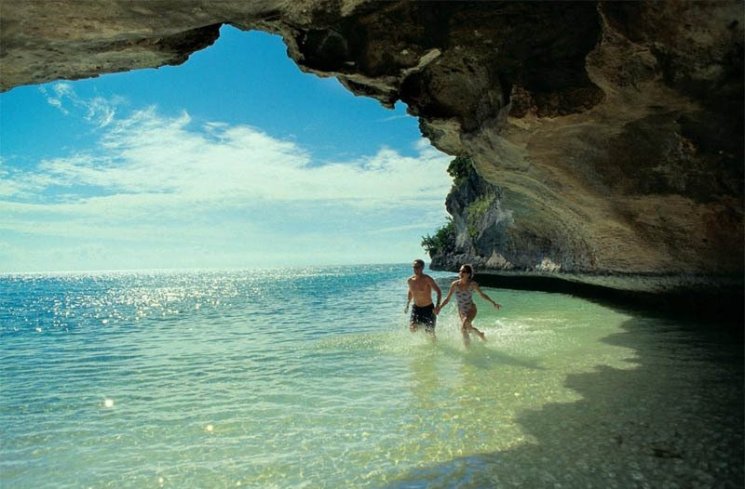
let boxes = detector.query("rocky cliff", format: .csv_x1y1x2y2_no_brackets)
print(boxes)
2,1,743,297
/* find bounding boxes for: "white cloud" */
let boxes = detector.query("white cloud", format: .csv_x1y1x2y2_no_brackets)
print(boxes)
0,95,454,271
39,82,119,127
6,105,451,210
39,85,69,115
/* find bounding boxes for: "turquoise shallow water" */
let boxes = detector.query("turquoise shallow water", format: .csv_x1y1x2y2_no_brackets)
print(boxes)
1,265,742,488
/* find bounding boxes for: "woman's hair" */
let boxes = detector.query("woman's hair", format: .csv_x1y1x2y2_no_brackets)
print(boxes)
461,263,474,279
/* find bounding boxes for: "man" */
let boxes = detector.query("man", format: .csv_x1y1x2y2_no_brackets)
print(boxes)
405,259,442,338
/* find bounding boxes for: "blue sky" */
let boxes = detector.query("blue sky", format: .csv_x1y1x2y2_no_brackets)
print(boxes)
0,26,453,272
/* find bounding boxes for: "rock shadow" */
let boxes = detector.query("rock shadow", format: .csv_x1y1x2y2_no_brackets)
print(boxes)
381,313,744,489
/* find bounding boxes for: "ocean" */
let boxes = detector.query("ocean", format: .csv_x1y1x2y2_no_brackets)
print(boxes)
1,264,742,488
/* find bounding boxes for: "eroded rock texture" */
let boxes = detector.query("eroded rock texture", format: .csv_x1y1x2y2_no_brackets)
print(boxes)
1,1,743,291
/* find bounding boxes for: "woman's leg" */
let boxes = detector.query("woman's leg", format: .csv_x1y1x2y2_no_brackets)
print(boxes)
470,324,486,341
460,315,471,346
465,305,486,341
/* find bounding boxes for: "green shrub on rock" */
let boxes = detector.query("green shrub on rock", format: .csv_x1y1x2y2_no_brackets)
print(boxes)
421,219,455,257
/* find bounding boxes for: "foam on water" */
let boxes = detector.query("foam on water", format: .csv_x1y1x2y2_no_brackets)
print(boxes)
1,265,742,488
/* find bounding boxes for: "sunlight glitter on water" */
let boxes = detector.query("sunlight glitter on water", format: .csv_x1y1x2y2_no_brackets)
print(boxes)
0,266,742,488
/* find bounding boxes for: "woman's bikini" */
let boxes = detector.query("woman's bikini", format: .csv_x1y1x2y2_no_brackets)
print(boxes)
454,283,474,316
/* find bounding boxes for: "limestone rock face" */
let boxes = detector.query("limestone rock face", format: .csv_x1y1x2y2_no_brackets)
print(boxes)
2,1,742,288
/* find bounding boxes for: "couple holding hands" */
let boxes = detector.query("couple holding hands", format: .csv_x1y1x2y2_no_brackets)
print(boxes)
405,259,501,345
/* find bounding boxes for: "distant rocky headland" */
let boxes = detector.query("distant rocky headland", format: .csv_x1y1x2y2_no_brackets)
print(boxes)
2,1,742,312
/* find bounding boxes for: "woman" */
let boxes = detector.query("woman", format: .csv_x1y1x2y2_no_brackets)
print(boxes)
437,264,501,346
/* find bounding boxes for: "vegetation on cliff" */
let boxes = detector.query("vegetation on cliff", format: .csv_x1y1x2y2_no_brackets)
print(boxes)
446,155,472,185
466,194,496,239
421,218,455,257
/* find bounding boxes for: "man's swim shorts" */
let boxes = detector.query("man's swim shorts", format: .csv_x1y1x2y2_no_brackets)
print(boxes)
411,303,436,332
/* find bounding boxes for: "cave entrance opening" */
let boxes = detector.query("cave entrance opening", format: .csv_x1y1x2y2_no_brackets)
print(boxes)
0,25,454,272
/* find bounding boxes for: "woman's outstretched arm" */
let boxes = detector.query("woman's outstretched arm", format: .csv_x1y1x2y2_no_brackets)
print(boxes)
473,282,501,309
